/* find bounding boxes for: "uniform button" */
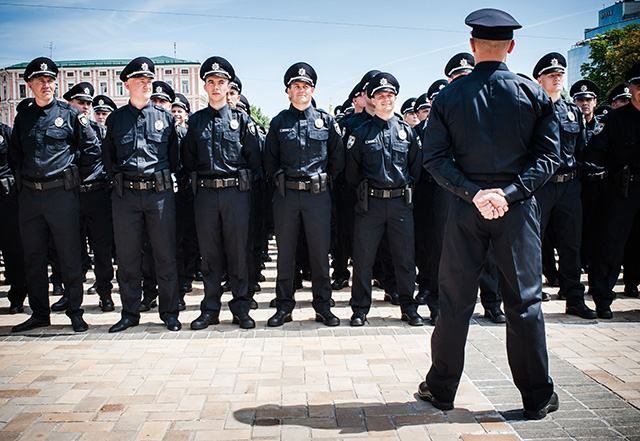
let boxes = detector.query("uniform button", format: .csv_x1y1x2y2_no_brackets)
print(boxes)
464,191,469,195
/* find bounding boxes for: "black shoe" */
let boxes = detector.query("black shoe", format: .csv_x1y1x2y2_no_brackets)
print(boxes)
315,311,340,327
194,271,204,282
163,316,182,331
384,292,400,305
417,382,454,411
259,274,266,282
260,262,266,270
350,312,367,327
51,296,69,312
87,284,98,295
108,317,139,333
267,310,292,327
566,303,597,319
269,298,277,308
232,313,256,329
414,289,430,305
221,281,231,292
401,310,424,326
429,308,439,326
11,316,50,333
249,299,258,310
329,298,335,307
190,312,220,330
541,291,551,302
484,308,506,324
181,281,193,293
70,315,88,333
264,254,272,262
624,284,639,298
331,278,349,290
52,284,64,296
544,275,560,287
596,306,613,319
249,283,261,294
557,291,566,300
523,392,559,420
99,294,115,312
295,278,303,290
372,279,383,289
9,304,24,314
138,299,157,312
178,299,186,311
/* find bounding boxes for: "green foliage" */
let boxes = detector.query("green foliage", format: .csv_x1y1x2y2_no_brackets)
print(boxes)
581,24,640,102
250,105,270,129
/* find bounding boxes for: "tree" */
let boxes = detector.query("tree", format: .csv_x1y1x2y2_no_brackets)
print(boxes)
581,24,640,102
250,105,270,129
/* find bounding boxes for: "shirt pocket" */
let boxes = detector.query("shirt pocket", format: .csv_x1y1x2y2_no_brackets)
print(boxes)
44,126,71,152
391,141,409,167
222,129,242,164
307,128,328,161
362,141,383,170
115,129,136,158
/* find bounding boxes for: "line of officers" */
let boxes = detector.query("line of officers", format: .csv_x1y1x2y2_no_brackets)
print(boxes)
1,52,638,333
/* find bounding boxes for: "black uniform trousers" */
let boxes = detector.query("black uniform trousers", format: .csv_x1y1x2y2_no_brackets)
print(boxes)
478,246,502,310
623,220,640,288
194,186,251,315
331,177,355,281
426,195,553,411
351,197,417,314
112,188,179,320
79,188,114,295
414,177,432,293
273,189,332,313
589,182,640,307
248,178,266,288
0,193,27,307
176,185,199,291
536,178,585,305
18,187,84,318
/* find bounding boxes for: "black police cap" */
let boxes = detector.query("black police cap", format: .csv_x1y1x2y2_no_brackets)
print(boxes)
359,70,381,92
284,62,317,87
16,98,34,113
63,82,94,102
533,52,566,78
607,83,631,104
594,105,611,118
151,81,176,103
444,53,475,78
570,80,599,99
200,56,235,81
92,95,117,113
427,79,448,101
348,82,363,102
334,105,344,116
172,93,191,113
24,57,58,81
414,92,431,111
120,57,155,82
238,94,251,116
230,76,242,93
366,72,399,98
465,8,521,41
400,97,417,115
626,61,640,85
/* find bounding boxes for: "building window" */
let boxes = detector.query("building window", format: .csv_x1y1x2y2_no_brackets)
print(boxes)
181,79,189,94
19,84,27,98
100,81,108,94
165,69,173,75
67,82,75,91
181,68,189,75
83,71,91,77
165,79,173,88
66,71,74,77
116,81,124,96
18,73,24,79
99,71,107,77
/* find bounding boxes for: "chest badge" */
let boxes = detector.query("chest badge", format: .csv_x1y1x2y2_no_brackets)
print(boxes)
314,118,324,129
398,129,407,140
155,120,164,131
229,119,239,130
0,135,4,144
54,117,64,128
567,112,575,122
347,135,355,150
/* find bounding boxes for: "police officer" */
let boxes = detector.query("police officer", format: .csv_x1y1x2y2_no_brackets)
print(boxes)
0,99,27,314
62,82,115,312
264,62,344,327
444,52,475,80
400,98,419,127
346,72,424,326
533,53,596,319
182,56,261,330
171,93,190,126
419,9,558,419
608,83,631,108
102,56,181,332
92,95,117,130
9,57,101,333
412,93,431,135
585,62,640,318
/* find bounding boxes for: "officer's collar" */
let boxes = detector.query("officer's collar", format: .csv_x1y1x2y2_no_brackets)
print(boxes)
206,103,230,118
289,104,314,119
474,61,509,72
35,98,57,112
372,114,391,128
127,100,152,114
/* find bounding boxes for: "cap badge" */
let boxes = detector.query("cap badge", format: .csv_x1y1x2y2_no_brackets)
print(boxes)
460,58,469,67
398,129,407,140
411,101,416,107
380,78,388,86
567,112,575,122
84,88,90,94
229,119,239,130
98,99,104,105
212,62,220,70
439,84,445,90
40,63,48,71
155,120,164,131
175,97,181,103
624,87,630,94
156,86,162,93
141,62,149,71
298,68,306,76
54,117,64,128
314,118,324,129
580,85,588,92
551,58,559,67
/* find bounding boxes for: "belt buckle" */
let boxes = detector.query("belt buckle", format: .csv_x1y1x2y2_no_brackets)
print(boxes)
382,189,391,198
297,182,305,190
213,179,223,189
34,181,43,190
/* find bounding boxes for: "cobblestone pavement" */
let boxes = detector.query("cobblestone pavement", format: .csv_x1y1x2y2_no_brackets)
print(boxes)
0,246,639,440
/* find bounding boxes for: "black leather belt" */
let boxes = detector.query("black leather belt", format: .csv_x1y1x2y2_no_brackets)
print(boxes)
549,170,577,184
23,178,65,191
124,179,156,191
467,173,516,182
285,180,312,191
80,181,111,193
369,188,405,199
583,171,607,182
198,177,238,189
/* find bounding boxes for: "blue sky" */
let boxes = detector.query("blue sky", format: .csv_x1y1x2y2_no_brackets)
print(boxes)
0,0,606,117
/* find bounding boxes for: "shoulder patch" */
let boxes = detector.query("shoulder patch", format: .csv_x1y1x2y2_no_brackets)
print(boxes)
78,114,89,127
248,122,257,136
333,121,341,135
347,135,356,150
593,122,604,136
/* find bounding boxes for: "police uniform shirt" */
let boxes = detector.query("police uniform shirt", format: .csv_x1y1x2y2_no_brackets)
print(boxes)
264,105,344,179
586,103,640,174
345,114,422,189
0,123,12,179
102,101,179,177
9,99,101,181
78,119,109,184
553,99,585,173
423,61,560,204
182,104,261,175
584,116,597,145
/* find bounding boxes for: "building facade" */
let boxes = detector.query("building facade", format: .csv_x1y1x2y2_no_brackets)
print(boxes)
568,0,640,85
0,55,203,125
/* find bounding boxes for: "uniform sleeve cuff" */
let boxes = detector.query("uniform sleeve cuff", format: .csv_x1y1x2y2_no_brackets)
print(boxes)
502,184,522,204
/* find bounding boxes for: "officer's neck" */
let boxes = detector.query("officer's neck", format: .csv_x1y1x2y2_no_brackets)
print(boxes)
129,96,149,110
374,110,394,121
546,91,562,103
291,102,311,112
208,97,227,111
34,96,54,108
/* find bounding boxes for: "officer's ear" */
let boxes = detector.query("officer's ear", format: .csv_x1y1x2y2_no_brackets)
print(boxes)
507,39,516,54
